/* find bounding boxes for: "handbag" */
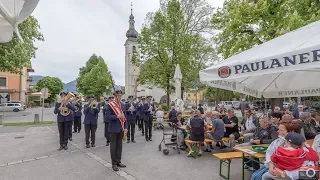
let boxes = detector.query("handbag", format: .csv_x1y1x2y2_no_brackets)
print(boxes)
251,166,268,180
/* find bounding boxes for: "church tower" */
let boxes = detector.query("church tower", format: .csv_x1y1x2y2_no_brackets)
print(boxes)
124,3,139,98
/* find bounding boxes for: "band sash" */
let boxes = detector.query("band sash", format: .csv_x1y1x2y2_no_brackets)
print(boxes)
108,101,126,130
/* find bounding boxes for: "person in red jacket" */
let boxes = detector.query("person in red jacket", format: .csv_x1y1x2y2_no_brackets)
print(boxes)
271,132,319,172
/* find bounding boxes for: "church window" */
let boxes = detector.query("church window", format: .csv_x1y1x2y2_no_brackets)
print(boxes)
132,46,136,52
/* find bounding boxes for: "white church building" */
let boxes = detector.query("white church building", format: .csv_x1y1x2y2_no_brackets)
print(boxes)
124,9,175,104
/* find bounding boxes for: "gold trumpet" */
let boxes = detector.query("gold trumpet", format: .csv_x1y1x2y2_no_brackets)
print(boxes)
60,92,75,116
90,100,98,109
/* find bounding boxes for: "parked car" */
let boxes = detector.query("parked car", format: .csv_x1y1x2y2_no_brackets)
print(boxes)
0,103,26,112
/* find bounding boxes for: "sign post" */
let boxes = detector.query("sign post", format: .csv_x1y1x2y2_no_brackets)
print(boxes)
40,88,48,122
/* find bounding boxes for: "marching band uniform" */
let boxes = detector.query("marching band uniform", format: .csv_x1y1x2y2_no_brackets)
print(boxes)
103,96,113,146
105,90,128,172
54,92,75,150
143,96,155,141
125,96,136,143
137,97,146,135
83,95,100,148
73,96,82,133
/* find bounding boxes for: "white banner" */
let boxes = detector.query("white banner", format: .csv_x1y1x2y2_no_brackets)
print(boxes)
203,80,262,98
263,88,320,98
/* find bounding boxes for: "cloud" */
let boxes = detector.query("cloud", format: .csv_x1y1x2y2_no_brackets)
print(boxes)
31,0,224,85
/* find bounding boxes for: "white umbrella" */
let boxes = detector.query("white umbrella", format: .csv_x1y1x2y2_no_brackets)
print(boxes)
0,0,40,43
200,20,320,98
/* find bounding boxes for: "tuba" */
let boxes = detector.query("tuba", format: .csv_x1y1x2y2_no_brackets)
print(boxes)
60,92,75,116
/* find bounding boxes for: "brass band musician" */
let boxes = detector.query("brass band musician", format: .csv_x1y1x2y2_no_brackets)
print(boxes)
54,92,75,151
72,95,82,133
83,95,100,148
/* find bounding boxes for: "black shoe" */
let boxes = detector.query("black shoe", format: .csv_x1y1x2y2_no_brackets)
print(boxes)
132,140,136,143
216,142,221,147
69,138,72,141
204,149,212,152
220,145,227,149
91,144,95,147
72,131,77,133
117,163,126,168
58,146,64,151
78,131,80,133
149,138,152,141
146,138,149,141
106,142,110,146
86,144,90,148
64,145,68,150
127,140,130,143
112,165,119,171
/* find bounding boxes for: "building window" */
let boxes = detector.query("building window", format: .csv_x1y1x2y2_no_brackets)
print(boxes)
0,77,7,87
132,46,136,53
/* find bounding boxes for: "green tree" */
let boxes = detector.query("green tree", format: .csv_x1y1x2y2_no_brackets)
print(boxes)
211,0,320,59
77,55,112,99
205,87,241,102
35,76,64,102
211,0,320,109
76,54,100,93
0,16,44,73
133,0,217,106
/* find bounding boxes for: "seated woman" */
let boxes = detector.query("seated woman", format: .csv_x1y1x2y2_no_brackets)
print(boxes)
185,110,207,157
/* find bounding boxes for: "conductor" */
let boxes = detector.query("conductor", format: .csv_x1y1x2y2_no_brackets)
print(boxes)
105,90,128,171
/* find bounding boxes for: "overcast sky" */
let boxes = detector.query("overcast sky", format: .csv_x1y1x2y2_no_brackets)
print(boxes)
31,0,225,85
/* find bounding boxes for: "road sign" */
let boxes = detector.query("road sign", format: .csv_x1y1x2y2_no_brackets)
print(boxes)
40,88,48,99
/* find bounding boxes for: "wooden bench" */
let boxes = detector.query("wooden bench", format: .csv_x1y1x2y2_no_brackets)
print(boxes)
221,136,244,143
213,152,244,180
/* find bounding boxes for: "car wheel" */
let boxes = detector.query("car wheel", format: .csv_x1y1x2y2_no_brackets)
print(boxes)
13,108,19,112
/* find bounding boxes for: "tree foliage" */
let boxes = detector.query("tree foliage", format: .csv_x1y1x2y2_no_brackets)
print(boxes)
211,0,320,59
35,76,64,102
76,54,112,99
133,0,218,106
205,87,241,102
0,16,44,73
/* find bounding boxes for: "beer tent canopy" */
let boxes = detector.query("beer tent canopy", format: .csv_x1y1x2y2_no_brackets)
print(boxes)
0,0,39,43
200,20,320,98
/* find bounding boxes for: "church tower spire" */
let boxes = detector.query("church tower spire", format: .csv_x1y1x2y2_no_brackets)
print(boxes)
126,2,138,39
124,2,139,98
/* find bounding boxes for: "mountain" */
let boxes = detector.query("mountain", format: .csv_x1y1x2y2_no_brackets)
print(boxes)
63,80,77,92
29,75,43,86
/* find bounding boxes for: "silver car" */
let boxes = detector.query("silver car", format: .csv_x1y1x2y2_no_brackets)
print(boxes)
0,103,26,112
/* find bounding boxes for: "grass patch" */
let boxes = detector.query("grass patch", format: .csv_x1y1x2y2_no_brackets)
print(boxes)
3,121,55,127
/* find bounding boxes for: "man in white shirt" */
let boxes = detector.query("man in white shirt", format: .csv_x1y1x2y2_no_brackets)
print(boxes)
240,109,257,142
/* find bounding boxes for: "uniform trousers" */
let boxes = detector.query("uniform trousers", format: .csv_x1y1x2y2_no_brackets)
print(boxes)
68,120,73,139
104,122,110,143
85,124,97,145
73,116,81,132
144,118,153,139
127,120,136,141
109,131,124,165
58,121,71,146
139,117,144,133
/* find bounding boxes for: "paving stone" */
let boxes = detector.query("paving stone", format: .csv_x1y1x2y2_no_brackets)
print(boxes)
104,163,112,168
22,158,36,162
124,174,136,180
36,156,48,160
0,163,8,167
7,160,22,166
117,170,127,177
98,159,107,164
